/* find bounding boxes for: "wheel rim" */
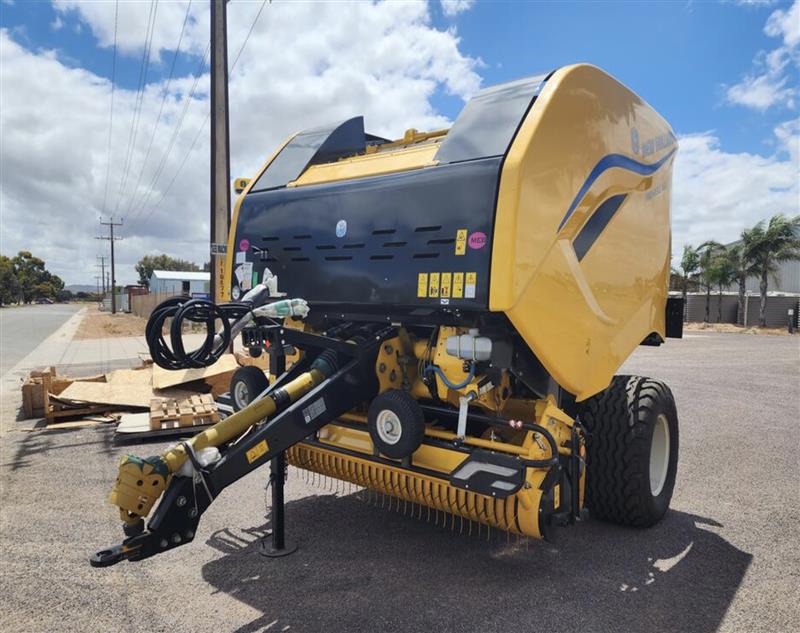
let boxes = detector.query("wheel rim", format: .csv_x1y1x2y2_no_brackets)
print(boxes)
650,413,670,496
234,381,249,408
376,410,402,445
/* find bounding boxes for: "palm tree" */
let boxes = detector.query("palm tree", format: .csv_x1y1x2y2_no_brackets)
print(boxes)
708,247,737,323
729,231,759,325
671,244,700,321
697,241,723,323
744,214,800,327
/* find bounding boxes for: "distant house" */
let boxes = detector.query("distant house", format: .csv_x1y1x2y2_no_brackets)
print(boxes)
149,270,210,297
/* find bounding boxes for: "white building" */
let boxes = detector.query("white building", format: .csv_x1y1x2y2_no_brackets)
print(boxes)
149,270,210,297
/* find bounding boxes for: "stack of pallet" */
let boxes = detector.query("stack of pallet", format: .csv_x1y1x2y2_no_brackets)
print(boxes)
21,367,110,422
149,394,220,431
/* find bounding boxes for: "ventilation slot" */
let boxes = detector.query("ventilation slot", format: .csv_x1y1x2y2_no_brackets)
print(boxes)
291,257,310,263
372,228,396,235
293,234,311,240
325,256,353,262
414,225,441,233
427,238,455,245
283,246,302,252
370,255,394,261
383,241,407,248
262,236,280,242
264,257,278,263
343,243,365,250
315,245,336,250
412,253,440,259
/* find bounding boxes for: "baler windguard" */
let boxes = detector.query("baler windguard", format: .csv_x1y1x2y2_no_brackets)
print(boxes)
91,64,681,567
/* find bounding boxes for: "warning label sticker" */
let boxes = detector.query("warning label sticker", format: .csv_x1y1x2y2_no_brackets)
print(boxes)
417,271,475,301
417,273,428,298
465,272,477,299
246,439,269,464
452,272,464,298
455,229,467,256
440,272,452,298
429,272,440,298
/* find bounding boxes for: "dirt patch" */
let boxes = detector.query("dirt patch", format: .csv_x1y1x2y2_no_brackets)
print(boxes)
74,305,148,339
684,322,794,336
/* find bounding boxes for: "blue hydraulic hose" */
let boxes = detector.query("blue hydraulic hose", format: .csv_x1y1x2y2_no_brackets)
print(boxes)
424,363,475,390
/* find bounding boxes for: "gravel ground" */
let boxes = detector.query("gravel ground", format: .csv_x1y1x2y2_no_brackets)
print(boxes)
1,332,798,633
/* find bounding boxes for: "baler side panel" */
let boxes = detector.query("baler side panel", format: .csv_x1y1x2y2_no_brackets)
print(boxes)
491,64,676,400
232,159,500,309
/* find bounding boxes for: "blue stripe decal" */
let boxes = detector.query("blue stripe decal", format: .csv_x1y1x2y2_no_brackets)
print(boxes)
572,194,627,261
557,148,676,231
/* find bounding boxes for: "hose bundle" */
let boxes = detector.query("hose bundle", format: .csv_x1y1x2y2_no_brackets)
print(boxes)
145,297,252,370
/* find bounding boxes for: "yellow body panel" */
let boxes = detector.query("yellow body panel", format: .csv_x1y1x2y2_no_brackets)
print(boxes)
491,64,676,400
289,141,440,187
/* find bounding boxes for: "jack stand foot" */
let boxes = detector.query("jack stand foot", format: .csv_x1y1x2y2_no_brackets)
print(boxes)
259,536,298,558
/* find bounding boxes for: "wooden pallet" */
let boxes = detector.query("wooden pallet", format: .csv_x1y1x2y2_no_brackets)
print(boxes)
149,394,220,431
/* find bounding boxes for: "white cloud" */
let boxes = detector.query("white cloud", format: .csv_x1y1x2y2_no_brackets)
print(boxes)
671,130,799,258
440,0,475,17
50,15,63,31
726,0,799,110
53,0,209,61
0,1,481,285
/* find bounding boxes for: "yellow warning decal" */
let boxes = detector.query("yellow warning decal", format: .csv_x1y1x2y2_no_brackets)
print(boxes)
452,272,464,298
455,229,467,255
440,272,452,298
429,272,440,298
465,272,477,299
417,273,428,298
246,439,269,464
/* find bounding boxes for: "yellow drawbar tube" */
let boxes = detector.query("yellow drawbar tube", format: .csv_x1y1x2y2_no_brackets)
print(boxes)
109,364,330,524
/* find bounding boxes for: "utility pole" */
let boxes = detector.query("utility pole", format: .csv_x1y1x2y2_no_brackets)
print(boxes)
96,256,107,295
210,0,231,303
95,275,102,296
97,217,123,314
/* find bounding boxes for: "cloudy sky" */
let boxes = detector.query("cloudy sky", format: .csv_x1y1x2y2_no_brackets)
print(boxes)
1,0,798,285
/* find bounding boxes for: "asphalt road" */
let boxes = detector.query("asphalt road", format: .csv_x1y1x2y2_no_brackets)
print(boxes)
0,332,798,632
0,304,82,376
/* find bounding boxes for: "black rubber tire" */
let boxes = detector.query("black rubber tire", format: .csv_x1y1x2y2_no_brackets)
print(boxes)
230,366,270,412
579,375,679,528
367,390,425,459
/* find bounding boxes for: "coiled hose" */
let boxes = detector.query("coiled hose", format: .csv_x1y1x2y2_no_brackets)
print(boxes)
145,296,253,370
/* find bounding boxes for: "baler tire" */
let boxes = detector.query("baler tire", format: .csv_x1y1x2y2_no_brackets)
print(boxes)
579,375,679,528
230,366,270,412
367,390,425,459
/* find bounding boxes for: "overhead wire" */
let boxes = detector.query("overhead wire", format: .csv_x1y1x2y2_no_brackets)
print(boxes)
112,0,159,219
125,42,210,232
132,0,269,231
100,0,119,218
124,0,194,222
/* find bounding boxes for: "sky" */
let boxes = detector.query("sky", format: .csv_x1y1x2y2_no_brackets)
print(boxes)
0,0,798,286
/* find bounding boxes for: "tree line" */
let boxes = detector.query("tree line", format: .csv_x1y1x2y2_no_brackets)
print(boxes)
672,213,800,327
0,251,70,306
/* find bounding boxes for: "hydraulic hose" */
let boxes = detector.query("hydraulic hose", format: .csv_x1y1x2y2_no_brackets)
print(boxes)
145,297,253,370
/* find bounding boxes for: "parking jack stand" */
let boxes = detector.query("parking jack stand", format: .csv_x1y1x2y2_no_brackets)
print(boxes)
260,451,298,557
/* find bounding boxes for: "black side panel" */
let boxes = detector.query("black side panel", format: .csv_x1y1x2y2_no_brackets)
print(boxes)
434,73,549,164
251,117,366,191
233,158,502,312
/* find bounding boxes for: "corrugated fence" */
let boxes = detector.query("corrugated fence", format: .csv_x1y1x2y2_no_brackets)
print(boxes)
685,293,799,328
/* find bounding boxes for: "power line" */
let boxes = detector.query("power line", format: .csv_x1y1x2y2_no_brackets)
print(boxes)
131,1,270,231
230,0,268,73
125,42,210,231
113,0,159,218
100,0,119,218
124,0,193,221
